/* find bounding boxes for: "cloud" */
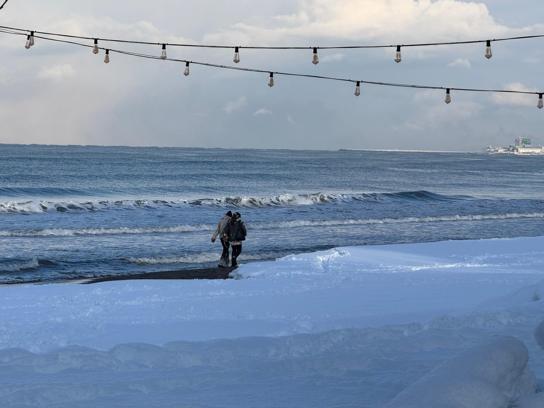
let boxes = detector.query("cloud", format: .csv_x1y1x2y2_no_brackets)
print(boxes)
253,108,273,116
448,58,471,68
223,96,247,114
321,53,345,63
38,64,76,81
204,0,544,46
492,83,537,107
404,90,483,130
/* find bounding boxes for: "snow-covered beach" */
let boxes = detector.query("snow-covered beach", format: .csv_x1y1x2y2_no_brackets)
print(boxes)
1,236,543,407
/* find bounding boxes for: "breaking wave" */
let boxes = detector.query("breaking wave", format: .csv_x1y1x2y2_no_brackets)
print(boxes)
0,190,467,214
128,252,278,265
271,213,544,228
0,258,47,273
1,213,543,238
0,225,210,238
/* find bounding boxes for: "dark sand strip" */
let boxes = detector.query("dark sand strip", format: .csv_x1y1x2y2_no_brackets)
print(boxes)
82,267,237,284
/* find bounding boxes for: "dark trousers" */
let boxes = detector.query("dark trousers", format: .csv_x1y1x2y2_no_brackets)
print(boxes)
231,244,242,267
220,238,230,266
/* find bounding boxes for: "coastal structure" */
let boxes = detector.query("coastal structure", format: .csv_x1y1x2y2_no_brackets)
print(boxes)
487,137,544,155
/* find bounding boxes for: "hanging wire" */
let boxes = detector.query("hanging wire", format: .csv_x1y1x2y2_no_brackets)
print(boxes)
0,28,541,97
0,1,9,10
1,23,544,50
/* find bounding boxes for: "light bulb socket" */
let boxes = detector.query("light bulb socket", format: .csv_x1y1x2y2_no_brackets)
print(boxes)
235,46,239,52
269,72,274,78
313,47,318,54
539,94,543,99
446,88,451,94
94,38,98,45
162,44,166,50
185,61,190,67
30,31,34,36
356,81,361,86
105,49,110,55
486,40,491,47
396,45,401,52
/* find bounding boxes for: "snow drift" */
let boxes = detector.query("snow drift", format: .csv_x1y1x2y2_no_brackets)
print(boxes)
387,336,537,408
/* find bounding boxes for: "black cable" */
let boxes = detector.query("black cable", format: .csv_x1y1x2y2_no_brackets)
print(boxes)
1,23,544,50
0,28,541,96
0,0,9,10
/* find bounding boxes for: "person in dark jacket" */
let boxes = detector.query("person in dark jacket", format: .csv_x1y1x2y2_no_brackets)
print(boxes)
224,212,247,267
211,211,232,267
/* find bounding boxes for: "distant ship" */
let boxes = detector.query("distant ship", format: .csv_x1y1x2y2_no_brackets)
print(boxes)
486,137,544,155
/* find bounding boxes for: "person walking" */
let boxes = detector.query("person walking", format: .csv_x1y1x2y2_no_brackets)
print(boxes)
224,212,247,267
211,211,232,268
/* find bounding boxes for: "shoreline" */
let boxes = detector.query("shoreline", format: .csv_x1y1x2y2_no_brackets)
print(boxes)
0,266,238,286
82,267,236,284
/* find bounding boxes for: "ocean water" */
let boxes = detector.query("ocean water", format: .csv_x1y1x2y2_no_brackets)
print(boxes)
0,144,543,284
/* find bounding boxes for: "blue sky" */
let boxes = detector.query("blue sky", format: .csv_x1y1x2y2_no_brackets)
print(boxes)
0,0,542,150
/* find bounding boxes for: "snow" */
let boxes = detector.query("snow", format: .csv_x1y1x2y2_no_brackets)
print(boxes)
1,236,544,407
536,321,544,349
387,336,536,408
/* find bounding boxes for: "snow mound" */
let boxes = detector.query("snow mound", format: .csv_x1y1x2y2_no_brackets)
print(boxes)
519,393,544,408
387,336,537,408
535,321,544,350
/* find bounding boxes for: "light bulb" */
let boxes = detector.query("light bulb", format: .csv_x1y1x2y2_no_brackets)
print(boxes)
485,40,492,59
312,47,319,65
93,39,99,55
445,88,451,104
25,35,31,49
233,47,240,64
104,49,110,64
29,32,35,47
161,44,167,59
538,94,543,109
395,45,402,63
184,62,190,76
354,81,361,96
268,72,274,88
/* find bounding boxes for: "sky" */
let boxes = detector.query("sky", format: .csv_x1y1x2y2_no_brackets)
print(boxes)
0,0,542,151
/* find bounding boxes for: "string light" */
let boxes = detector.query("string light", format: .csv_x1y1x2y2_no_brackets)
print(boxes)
445,88,451,104
104,49,110,64
5,24,543,53
268,72,274,87
184,61,190,76
354,81,361,96
485,40,493,59
25,31,34,49
233,46,240,64
312,47,319,65
92,38,99,54
395,45,402,63
539,94,543,109
161,43,167,59
0,28,542,107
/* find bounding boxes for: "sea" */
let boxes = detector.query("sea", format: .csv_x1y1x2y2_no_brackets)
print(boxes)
1,144,543,284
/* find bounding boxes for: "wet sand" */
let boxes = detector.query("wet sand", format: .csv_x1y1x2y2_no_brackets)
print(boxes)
82,267,237,284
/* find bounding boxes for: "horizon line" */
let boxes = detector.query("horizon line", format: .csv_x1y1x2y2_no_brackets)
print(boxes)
0,142,479,154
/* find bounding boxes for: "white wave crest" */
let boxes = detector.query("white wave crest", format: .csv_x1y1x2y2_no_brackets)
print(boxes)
0,225,210,238
128,252,277,265
1,213,543,238
0,258,40,273
269,213,544,229
0,190,462,214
